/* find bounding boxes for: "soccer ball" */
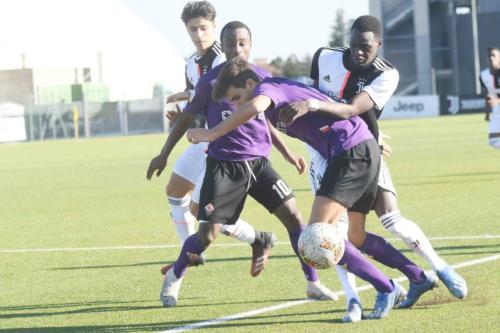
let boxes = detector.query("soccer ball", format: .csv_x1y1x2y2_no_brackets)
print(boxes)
298,223,345,269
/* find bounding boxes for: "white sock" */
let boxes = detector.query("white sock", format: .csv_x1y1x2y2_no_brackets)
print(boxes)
380,210,447,272
335,213,360,305
168,195,196,244
219,219,256,245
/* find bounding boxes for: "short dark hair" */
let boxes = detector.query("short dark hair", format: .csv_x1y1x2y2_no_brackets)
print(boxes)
488,46,500,53
212,58,260,101
351,15,383,39
220,21,252,42
181,1,216,25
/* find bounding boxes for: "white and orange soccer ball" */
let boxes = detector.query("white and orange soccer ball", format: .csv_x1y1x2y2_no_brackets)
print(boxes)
298,223,345,269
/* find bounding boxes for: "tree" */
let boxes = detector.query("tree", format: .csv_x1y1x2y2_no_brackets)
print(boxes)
329,9,347,48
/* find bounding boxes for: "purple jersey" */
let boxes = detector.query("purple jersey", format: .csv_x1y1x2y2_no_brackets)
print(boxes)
184,63,272,161
255,77,373,160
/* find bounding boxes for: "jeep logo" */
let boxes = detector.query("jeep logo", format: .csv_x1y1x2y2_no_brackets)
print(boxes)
393,101,424,113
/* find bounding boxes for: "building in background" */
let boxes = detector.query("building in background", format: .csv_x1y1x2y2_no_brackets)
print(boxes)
0,0,185,103
370,0,500,97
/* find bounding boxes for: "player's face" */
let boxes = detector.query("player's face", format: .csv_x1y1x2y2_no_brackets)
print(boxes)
186,17,216,53
487,49,500,71
221,28,252,61
349,29,381,69
225,80,255,106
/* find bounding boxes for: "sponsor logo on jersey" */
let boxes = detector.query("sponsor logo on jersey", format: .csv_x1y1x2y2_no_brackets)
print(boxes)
204,203,214,216
221,110,232,120
323,74,331,83
276,121,287,133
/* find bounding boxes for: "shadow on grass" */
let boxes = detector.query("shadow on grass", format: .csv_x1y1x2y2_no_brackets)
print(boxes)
0,309,345,332
0,296,307,319
398,243,500,256
50,255,297,271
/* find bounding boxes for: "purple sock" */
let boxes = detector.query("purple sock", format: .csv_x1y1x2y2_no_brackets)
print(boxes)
360,233,426,283
172,233,204,279
288,225,319,282
338,240,393,293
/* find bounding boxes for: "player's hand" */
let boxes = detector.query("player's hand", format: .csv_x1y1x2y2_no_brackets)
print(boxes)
380,133,392,157
279,101,310,125
146,153,167,180
166,104,182,124
186,128,212,144
284,153,307,175
166,91,189,104
486,96,498,109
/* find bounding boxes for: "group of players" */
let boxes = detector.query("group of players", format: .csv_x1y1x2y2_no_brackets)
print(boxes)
146,1,468,322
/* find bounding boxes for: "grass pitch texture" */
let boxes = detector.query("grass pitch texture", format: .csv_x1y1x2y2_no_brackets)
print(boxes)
1,115,499,332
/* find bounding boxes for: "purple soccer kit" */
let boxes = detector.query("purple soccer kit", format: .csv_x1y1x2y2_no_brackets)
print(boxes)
256,78,425,287
184,63,272,161
173,65,320,284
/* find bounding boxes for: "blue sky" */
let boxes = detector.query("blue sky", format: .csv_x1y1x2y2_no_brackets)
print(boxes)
119,0,370,61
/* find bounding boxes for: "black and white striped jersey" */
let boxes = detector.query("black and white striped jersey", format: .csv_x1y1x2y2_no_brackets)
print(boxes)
310,47,399,140
479,68,500,98
185,41,226,100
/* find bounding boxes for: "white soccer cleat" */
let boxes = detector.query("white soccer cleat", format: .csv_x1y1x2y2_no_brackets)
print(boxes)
160,264,184,307
342,298,363,323
306,281,339,301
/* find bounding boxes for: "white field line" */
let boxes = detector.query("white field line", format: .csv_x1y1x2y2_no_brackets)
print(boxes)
1,235,500,254
159,253,500,333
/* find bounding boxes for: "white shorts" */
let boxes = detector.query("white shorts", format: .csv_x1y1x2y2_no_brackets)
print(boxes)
307,145,397,197
191,169,205,204
307,145,326,194
172,143,208,184
488,108,500,148
378,157,397,196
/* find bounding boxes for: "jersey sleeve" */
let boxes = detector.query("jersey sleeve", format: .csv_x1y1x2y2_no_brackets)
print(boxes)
254,81,287,109
310,48,323,81
479,74,488,94
212,53,226,68
362,69,399,110
183,77,210,116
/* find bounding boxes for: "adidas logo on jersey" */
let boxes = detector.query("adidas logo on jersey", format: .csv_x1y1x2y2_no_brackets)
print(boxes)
323,74,331,83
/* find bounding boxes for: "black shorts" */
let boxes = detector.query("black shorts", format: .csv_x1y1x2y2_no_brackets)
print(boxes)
316,139,381,214
197,156,295,224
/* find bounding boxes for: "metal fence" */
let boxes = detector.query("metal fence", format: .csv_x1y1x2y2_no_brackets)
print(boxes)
22,97,174,141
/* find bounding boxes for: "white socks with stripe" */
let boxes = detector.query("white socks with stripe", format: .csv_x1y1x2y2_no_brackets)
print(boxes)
220,219,256,245
168,195,196,244
380,210,447,272
334,213,360,305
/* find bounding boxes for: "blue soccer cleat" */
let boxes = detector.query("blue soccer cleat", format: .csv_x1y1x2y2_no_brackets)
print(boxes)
366,281,406,319
342,298,363,323
437,265,468,299
398,271,439,308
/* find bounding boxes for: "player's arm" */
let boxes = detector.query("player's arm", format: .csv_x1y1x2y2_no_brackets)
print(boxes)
268,120,306,174
186,95,272,143
146,111,195,179
479,76,491,121
147,76,210,179
280,92,375,125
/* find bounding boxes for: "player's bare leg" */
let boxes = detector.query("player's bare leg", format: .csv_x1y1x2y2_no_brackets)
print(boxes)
273,197,337,300
309,196,404,320
374,189,467,305
166,173,196,243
